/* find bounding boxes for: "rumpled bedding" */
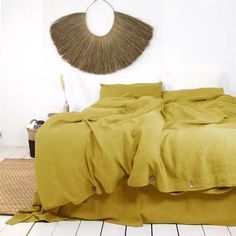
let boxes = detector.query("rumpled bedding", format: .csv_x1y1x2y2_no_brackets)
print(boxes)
8,88,236,224
161,88,236,193
37,96,164,210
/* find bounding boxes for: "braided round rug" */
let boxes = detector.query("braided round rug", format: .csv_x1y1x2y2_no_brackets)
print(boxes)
50,11,153,74
0,159,35,215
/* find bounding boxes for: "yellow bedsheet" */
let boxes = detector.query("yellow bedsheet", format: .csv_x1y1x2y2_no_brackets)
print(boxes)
8,88,236,225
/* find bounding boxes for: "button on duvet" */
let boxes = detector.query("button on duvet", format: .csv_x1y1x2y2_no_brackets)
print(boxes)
92,186,97,193
189,181,195,188
149,175,156,182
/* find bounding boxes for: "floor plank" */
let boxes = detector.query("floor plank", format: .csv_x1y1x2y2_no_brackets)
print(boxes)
51,221,81,236
12,147,30,158
126,224,151,236
177,224,205,236
0,147,29,160
23,152,30,158
0,149,16,160
0,216,11,232
101,222,126,236
28,222,57,236
152,224,178,236
228,226,236,236
202,225,231,236
76,220,103,236
0,222,34,236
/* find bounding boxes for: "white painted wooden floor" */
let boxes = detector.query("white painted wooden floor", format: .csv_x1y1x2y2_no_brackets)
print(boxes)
0,147,236,236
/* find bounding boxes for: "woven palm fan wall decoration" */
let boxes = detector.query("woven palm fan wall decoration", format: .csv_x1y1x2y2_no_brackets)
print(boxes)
50,0,153,74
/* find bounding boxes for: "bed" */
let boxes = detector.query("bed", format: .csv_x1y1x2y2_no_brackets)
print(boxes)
8,84,236,226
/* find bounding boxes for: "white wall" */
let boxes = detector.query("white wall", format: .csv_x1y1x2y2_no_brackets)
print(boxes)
233,0,236,88
0,0,235,146
0,0,2,146
1,0,44,146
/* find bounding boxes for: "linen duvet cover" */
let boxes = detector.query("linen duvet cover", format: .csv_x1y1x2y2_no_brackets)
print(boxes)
8,88,236,225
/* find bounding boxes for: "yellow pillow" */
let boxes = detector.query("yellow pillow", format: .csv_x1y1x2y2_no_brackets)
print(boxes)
163,88,224,103
100,82,163,99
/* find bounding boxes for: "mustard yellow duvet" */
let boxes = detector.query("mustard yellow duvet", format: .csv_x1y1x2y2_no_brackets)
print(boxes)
8,88,236,225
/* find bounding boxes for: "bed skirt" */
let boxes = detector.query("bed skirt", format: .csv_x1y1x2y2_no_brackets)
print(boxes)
8,178,236,226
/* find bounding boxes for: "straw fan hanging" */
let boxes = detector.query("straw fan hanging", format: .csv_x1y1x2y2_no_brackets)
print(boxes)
50,0,153,74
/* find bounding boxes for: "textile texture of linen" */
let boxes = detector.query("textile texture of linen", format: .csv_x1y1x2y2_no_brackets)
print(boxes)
8,88,236,225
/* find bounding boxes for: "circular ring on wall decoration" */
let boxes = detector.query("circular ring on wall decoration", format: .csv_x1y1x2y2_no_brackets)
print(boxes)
50,0,153,75
85,0,115,36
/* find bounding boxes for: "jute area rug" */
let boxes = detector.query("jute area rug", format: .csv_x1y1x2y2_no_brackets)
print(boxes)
0,158,35,215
